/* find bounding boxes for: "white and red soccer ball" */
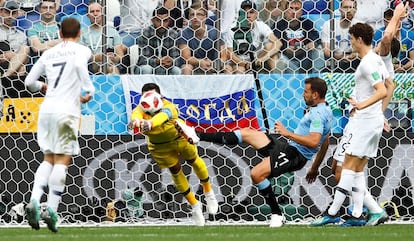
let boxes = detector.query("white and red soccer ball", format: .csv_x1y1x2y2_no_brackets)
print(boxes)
139,91,163,115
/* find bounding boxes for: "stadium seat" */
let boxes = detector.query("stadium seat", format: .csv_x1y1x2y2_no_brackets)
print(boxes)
304,13,330,33
113,16,121,30
57,0,89,27
15,11,40,35
58,0,88,16
302,0,329,14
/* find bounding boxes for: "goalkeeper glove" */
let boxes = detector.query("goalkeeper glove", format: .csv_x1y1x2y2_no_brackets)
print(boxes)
140,120,153,133
128,119,141,131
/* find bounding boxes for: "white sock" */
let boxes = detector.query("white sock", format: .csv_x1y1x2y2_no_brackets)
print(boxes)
47,164,67,212
351,171,365,218
30,161,53,202
328,169,355,216
364,188,383,213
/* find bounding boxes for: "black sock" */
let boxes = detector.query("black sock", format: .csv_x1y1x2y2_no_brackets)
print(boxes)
259,184,282,215
198,132,239,144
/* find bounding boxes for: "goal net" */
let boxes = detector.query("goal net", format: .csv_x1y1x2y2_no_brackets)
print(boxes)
0,0,413,226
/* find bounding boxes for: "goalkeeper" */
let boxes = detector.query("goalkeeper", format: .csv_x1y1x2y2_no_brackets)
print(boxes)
128,83,218,226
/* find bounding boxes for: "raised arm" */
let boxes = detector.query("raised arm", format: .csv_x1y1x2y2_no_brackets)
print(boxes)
377,2,407,56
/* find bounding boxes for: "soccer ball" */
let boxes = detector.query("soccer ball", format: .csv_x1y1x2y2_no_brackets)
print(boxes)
139,91,163,115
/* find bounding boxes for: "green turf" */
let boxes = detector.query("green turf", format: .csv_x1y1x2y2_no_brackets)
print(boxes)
1,224,413,241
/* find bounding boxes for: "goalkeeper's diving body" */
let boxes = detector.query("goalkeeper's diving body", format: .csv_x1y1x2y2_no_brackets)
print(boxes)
128,83,218,226
176,77,333,227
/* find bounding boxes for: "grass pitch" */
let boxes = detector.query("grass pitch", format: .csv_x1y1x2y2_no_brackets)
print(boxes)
1,224,413,241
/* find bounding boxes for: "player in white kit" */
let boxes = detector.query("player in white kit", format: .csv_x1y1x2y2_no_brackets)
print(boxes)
24,18,95,232
312,3,408,227
313,22,388,227
331,2,407,184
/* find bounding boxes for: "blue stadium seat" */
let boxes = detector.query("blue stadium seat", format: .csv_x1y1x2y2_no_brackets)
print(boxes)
58,0,88,16
57,0,89,27
302,0,329,14
15,11,40,35
304,13,330,33
114,16,121,30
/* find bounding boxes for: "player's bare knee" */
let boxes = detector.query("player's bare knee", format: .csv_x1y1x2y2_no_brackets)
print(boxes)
250,168,264,184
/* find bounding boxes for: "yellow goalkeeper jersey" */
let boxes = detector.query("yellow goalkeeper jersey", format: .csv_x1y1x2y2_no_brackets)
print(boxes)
131,98,182,144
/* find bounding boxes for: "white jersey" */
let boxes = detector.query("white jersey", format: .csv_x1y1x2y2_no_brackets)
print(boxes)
25,41,95,117
321,18,352,53
353,50,388,117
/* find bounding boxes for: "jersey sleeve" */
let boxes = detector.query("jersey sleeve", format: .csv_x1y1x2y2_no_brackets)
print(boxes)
78,47,95,95
257,21,273,40
361,56,387,86
308,110,325,134
224,30,234,48
24,55,45,92
131,106,144,120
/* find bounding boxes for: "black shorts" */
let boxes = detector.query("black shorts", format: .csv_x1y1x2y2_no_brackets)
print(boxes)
267,135,308,178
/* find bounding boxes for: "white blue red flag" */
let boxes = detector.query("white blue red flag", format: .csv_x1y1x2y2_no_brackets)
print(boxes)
121,75,260,132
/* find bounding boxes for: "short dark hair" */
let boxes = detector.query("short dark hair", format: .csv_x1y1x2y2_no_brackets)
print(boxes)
384,8,393,19
189,2,208,16
349,22,374,46
142,83,161,94
153,6,168,17
305,77,328,99
60,18,80,38
240,0,257,11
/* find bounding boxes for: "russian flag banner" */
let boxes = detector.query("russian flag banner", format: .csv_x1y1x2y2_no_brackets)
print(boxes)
121,75,260,132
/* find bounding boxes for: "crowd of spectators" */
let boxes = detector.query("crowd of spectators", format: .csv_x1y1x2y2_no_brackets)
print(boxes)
1,0,414,77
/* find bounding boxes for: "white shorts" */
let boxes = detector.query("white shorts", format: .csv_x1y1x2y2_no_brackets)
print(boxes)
37,113,80,155
345,115,384,158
